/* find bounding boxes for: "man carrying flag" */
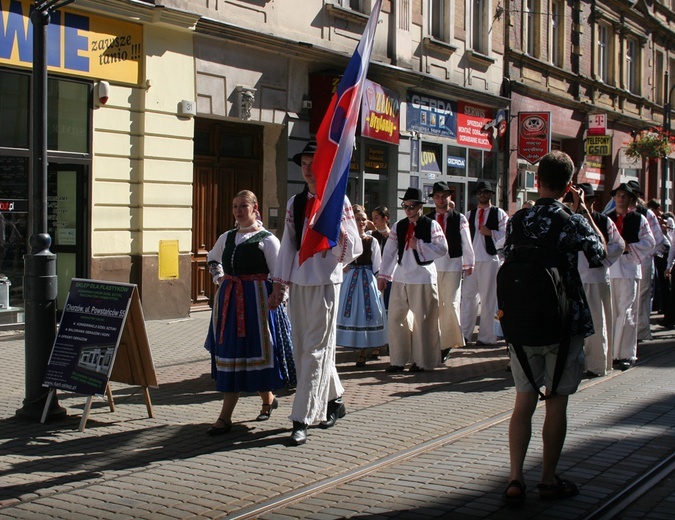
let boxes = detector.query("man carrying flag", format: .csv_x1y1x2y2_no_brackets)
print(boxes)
268,0,382,447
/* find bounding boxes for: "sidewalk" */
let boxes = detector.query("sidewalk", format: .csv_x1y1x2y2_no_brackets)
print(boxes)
1,311,674,518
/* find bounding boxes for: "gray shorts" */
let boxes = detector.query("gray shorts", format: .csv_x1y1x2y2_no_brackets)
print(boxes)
508,335,585,395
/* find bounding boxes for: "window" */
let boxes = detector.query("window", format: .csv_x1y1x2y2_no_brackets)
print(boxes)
655,51,664,104
341,0,368,12
524,0,536,56
597,23,610,83
626,37,638,94
550,0,563,67
430,0,446,41
470,0,487,54
0,71,29,148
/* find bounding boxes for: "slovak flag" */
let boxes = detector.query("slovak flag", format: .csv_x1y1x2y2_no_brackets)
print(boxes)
299,0,383,265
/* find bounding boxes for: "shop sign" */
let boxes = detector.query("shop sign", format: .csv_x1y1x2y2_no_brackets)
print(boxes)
456,102,492,150
0,199,27,212
447,155,466,169
578,156,605,191
586,135,611,156
361,79,400,144
517,112,551,164
588,114,607,136
406,91,457,138
0,0,143,85
364,144,388,172
420,149,442,174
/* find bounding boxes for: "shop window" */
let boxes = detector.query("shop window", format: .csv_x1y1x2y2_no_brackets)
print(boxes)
446,145,467,177
48,79,90,153
420,142,443,175
364,144,389,173
0,71,29,148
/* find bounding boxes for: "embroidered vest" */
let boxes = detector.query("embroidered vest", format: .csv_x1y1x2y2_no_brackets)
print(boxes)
469,206,498,256
396,216,433,266
427,209,463,258
222,230,272,275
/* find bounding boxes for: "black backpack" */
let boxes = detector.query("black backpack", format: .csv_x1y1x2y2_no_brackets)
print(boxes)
497,204,571,400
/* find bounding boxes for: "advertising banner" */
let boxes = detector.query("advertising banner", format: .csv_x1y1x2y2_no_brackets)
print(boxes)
406,91,457,138
361,79,400,144
43,280,134,395
456,101,492,150
0,0,143,85
518,112,551,164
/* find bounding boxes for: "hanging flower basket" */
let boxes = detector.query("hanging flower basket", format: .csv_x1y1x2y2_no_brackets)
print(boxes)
625,127,674,160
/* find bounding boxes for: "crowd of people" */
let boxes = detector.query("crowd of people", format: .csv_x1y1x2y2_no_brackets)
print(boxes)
201,143,669,506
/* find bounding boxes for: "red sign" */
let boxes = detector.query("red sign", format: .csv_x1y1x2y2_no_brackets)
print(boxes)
518,112,551,164
361,80,400,144
456,101,492,150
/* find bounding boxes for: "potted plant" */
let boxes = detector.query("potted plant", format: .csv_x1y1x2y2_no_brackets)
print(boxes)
625,127,674,160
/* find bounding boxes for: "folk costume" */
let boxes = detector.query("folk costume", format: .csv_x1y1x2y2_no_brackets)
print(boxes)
426,207,474,350
461,202,508,344
634,204,664,341
379,208,448,370
273,188,362,426
336,234,387,349
205,228,295,393
607,207,655,364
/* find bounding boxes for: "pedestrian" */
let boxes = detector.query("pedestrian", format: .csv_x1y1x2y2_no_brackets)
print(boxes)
607,183,655,370
647,198,672,322
501,151,606,507
204,190,295,436
627,181,665,341
369,205,392,320
269,141,363,446
378,187,448,372
425,181,475,363
461,180,508,345
336,204,387,367
575,183,625,378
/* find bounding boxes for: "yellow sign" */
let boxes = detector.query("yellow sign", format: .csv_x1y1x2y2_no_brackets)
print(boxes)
158,240,179,280
0,0,143,85
586,135,612,156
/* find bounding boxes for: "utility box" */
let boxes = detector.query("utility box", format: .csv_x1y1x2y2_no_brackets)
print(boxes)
0,276,10,310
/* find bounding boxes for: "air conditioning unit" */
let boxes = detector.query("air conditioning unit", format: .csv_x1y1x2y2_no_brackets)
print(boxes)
517,168,536,190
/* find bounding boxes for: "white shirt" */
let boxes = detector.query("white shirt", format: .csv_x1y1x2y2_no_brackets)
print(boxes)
432,211,475,273
579,214,625,284
273,193,363,286
465,206,508,262
609,212,655,280
378,217,448,284
207,228,280,284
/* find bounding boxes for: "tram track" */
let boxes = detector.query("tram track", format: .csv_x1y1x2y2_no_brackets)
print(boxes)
225,344,675,519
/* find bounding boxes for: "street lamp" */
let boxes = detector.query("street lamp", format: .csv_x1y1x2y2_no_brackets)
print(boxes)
16,0,76,421
662,71,675,210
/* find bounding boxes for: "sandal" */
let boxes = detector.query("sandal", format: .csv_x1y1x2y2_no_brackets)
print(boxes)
502,480,526,507
206,418,232,436
537,476,578,501
256,397,278,421
370,348,381,360
355,354,366,367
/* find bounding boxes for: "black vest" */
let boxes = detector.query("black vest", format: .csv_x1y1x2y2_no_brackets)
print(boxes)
222,230,272,275
469,206,499,256
592,211,609,243
292,185,311,251
426,209,463,258
607,210,641,244
396,216,433,266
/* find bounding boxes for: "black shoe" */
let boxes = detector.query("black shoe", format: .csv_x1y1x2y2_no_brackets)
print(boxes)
441,348,451,363
288,421,307,446
385,365,404,373
584,371,600,379
620,360,634,371
256,397,278,421
206,418,232,436
409,363,424,373
319,398,346,429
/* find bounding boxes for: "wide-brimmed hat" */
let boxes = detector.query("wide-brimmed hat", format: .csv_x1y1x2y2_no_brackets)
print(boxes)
474,180,495,194
610,182,636,199
627,180,643,196
431,181,455,195
399,187,425,204
577,182,595,199
292,141,317,166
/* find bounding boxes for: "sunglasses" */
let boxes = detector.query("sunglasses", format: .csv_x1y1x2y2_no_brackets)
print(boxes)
401,203,420,210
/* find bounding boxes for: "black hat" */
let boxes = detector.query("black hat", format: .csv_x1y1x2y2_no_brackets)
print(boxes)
431,181,455,195
627,180,643,195
475,180,495,194
399,187,425,204
293,141,317,166
577,182,595,199
610,182,636,199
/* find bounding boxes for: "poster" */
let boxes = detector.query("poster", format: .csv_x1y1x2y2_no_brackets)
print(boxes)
43,280,134,395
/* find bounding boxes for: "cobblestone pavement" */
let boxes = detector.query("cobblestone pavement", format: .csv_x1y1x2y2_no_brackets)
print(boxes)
1,311,674,519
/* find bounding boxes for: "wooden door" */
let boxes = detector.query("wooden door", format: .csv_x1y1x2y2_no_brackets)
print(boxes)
191,121,263,308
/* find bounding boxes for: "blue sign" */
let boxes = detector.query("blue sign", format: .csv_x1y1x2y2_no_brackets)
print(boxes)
447,155,466,168
406,91,457,138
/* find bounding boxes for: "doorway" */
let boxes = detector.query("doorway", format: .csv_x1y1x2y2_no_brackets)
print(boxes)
191,120,263,308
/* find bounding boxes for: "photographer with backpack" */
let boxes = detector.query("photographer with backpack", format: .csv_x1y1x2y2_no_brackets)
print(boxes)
498,151,606,507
